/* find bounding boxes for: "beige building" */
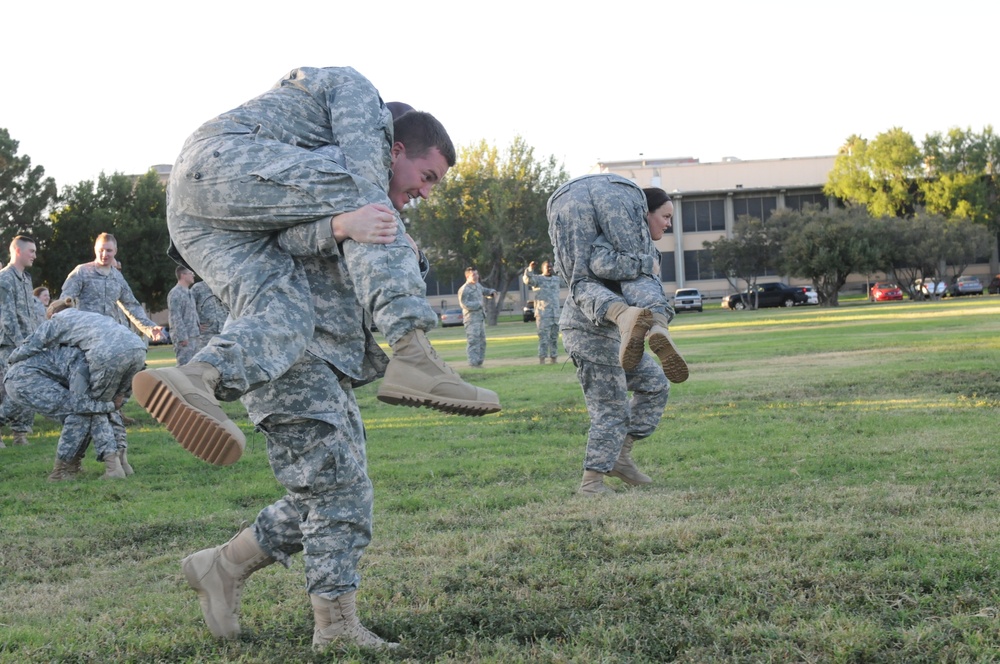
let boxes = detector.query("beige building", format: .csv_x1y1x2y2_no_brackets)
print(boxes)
595,155,836,298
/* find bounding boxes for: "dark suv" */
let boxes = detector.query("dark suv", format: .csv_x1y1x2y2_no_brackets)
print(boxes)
725,282,808,310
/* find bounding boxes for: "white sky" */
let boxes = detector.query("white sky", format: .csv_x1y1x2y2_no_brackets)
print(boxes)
5,0,998,190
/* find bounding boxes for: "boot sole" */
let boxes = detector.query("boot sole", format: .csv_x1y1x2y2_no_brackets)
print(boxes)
648,332,689,383
620,310,654,372
132,370,245,466
376,384,501,417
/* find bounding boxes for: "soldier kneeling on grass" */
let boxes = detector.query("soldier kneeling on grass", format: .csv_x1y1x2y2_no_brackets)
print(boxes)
3,298,147,480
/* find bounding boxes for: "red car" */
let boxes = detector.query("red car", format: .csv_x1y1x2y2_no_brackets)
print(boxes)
870,282,903,302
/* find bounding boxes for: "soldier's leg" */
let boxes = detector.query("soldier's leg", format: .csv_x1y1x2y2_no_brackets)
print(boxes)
561,327,629,495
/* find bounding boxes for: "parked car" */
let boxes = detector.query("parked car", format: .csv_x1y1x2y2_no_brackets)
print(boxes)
523,301,535,323
440,308,464,327
724,282,807,310
801,286,819,305
948,275,983,297
989,275,1000,295
870,282,903,302
672,288,703,313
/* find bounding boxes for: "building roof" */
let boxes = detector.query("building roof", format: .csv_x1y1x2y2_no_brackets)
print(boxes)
596,155,837,196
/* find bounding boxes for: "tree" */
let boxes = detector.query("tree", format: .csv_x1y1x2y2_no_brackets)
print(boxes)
0,127,58,258
702,216,778,309
769,205,883,306
921,126,999,224
825,128,922,218
42,170,174,310
406,137,568,324
920,126,1000,271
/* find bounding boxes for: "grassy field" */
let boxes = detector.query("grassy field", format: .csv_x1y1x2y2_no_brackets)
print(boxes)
2,296,999,663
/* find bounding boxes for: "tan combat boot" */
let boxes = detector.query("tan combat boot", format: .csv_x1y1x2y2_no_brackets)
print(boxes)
311,591,399,650
65,455,83,479
604,302,653,372
48,458,72,482
102,452,126,479
608,435,652,485
376,330,501,416
647,313,689,383
132,362,245,466
11,432,29,446
181,527,275,639
118,447,134,476
579,470,614,495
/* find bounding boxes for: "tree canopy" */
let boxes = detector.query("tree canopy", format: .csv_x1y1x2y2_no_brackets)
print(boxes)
0,127,58,259
824,128,922,218
42,171,174,310
406,136,568,323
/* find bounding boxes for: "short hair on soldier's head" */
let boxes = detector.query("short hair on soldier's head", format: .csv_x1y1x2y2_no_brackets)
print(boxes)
46,297,74,319
393,111,456,167
9,235,35,257
33,286,48,297
95,232,117,246
176,265,193,279
465,266,476,275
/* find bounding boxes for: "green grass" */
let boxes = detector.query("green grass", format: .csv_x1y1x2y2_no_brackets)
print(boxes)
2,296,1000,662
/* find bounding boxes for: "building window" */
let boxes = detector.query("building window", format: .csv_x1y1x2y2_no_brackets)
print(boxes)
733,195,777,222
660,251,675,282
785,192,828,211
681,199,726,232
683,249,726,280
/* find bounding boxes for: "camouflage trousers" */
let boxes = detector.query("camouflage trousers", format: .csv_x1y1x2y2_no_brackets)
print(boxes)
547,173,673,325
0,346,34,434
174,341,197,367
241,354,373,599
561,326,669,473
463,312,487,366
536,316,560,359
168,135,436,400
4,361,125,461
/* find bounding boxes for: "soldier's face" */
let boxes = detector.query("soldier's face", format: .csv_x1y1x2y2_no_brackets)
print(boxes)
646,201,674,241
542,262,553,276
388,144,449,212
95,240,117,267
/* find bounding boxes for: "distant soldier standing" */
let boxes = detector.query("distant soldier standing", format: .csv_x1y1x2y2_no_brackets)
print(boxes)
60,233,166,343
0,236,40,447
458,267,496,368
522,260,563,364
167,266,200,366
189,279,228,355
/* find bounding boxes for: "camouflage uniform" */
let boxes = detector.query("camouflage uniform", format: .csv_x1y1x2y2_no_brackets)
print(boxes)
547,173,674,325
8,308,147,461
60,263,160,337
167,66,436,402
238,241,389,600
522,265,563,361
458,281,495,367
31,297,46,327
5,346,119,461
0,264,38,435
547,175,671,473
168,282,200,366
189,280,228,354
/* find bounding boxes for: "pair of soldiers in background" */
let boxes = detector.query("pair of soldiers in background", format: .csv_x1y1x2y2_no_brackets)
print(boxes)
167,265,231,367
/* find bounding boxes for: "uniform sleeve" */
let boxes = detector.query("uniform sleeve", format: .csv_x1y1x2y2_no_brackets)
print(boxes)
0,277,18,346
589,234,654,281
115,274,157,336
